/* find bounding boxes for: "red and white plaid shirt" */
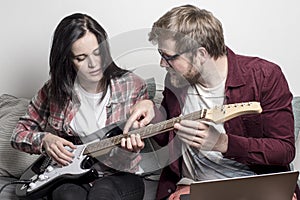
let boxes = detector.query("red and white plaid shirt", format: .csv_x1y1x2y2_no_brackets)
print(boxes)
11,72,148,156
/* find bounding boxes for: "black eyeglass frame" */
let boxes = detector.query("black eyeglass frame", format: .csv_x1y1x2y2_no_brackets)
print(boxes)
158,49,191,68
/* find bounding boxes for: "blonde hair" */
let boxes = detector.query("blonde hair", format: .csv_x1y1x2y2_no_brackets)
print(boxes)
149,5,226,59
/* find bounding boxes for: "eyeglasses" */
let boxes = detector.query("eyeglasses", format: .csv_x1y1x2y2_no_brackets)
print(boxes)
158,49,190,68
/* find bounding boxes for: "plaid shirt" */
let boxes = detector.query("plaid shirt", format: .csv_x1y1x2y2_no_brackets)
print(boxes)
11,72,148,156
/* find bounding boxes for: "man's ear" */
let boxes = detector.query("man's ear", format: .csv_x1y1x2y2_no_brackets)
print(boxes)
196,47,208,65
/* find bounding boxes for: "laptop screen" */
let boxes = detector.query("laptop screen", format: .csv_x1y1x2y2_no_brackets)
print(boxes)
188,171,299,200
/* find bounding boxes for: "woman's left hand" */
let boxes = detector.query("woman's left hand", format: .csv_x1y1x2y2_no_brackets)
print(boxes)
120,134,144,152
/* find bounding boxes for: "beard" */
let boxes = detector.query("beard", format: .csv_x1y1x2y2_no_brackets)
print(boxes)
167,66,201,88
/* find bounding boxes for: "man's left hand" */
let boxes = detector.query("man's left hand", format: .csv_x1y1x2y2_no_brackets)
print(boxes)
174,120,228,153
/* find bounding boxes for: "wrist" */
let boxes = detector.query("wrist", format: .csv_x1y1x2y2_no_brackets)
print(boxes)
216,133,228,153
39,132,50,155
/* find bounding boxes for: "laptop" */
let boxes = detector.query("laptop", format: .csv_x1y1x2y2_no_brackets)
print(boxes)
181,171,299,200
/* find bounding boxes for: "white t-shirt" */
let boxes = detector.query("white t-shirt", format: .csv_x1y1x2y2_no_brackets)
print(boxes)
179,78,255,185
70,82,110,138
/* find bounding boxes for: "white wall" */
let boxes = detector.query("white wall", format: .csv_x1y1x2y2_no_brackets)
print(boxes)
1,0,300,98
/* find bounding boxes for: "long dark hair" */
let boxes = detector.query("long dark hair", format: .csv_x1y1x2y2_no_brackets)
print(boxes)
49,13,127,106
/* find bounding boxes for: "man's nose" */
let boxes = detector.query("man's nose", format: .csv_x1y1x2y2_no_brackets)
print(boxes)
160,57,169,68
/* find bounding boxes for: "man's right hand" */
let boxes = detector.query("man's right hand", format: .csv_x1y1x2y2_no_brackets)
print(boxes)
168,185,190,200
123,100,155,134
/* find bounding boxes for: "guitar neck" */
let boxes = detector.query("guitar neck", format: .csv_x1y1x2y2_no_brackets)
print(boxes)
83,110,205,155
84,101,262,155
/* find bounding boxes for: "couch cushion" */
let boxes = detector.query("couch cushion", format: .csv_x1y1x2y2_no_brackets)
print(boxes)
292,97,300,139
0,94,39,178
292,97,300,185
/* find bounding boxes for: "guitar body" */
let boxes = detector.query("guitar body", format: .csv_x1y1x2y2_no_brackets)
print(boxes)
15,144,98,200
15,123,125,199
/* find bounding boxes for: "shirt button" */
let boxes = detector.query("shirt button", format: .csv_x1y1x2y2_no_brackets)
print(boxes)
168,189,172,193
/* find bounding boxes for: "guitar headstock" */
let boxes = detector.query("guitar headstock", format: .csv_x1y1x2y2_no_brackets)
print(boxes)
204,102,262,124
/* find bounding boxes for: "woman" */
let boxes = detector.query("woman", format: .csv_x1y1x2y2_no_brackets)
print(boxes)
11,13,146,200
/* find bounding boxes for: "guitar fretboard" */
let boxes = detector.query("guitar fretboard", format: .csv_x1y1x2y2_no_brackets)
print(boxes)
84,109,207,155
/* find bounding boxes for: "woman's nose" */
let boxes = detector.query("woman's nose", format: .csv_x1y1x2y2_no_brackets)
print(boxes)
88,55,97,68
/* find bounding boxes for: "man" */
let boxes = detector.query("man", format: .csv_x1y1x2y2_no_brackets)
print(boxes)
124,4,299,200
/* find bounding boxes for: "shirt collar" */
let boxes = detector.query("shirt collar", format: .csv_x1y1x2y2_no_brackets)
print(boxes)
226,47,246,88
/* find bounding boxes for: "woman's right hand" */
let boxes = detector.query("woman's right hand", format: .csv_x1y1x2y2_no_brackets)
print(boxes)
41,133,76,166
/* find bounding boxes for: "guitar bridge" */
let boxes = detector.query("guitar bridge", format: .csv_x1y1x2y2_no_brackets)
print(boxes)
31,155,52,174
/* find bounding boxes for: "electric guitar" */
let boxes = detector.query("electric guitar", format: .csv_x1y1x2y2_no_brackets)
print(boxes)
15,102,262,199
